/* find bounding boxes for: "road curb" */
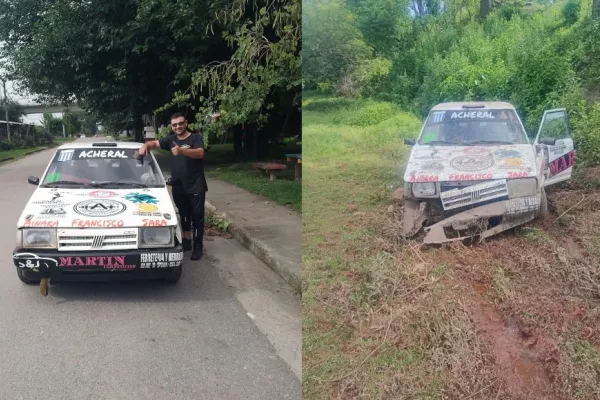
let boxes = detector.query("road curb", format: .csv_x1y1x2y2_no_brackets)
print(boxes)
204,200,302,293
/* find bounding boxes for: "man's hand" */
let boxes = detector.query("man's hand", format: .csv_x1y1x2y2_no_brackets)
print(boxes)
172,144,181,156
138,144,148,156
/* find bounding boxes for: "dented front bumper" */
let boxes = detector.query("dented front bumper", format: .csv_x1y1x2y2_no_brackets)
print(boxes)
421,194,541,244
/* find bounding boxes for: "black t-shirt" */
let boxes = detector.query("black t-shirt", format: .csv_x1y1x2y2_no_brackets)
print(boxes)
159,132,207,193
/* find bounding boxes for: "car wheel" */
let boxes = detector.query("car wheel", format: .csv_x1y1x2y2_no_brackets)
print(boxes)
164,265,182,284
16,268,40,284
540,188,549,218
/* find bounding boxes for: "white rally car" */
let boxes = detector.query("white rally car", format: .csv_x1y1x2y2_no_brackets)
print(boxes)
13,141,184,295
402,102,575,244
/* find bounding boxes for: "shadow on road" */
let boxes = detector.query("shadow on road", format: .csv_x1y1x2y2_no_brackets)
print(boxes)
28,259,231,305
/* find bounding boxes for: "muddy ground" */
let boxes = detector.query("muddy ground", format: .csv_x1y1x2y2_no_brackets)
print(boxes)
382,183,600,399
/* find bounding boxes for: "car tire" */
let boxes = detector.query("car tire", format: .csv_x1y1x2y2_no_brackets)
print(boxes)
540,188,549,218
16,268,40,284
164,265,182,283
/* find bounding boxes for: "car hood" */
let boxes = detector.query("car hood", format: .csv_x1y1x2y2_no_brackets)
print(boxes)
17,188,178,229
403,144,538,183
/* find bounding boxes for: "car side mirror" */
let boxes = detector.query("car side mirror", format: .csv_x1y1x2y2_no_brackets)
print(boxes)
404,138,416,146
540,137,557,146
28,176,39,186
164,175,172,186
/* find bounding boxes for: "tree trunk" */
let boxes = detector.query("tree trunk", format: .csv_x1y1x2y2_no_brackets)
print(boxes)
480,0,491,19
133,117,144,143
594,0,600,18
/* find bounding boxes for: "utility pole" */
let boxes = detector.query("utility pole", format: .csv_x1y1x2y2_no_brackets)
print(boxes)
1,78,9,141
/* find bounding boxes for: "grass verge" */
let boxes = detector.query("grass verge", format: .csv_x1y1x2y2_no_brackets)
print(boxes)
205,143,302,213
0,137,75,163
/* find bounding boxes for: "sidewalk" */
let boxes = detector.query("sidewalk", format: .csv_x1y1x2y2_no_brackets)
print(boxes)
154,151,302,292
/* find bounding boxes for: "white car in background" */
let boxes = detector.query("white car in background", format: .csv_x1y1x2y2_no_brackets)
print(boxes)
13,141,184,295
401,102,575,244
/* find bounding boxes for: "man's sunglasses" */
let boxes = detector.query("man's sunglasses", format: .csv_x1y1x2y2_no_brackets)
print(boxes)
172,122,186,127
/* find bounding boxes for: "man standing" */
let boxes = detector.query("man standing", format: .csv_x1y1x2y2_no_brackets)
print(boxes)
138,112,207,260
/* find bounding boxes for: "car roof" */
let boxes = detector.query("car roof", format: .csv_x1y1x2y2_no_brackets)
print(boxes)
431,101,516,111
56,141,142,150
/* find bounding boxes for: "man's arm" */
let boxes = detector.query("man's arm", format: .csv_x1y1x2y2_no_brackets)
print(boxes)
179,134,205,159
179,147,205,159
139,136,171,155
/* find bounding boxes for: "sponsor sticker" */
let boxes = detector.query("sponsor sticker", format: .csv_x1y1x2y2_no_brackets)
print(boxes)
13,253,58,271
74,199,126,217
140,252,183,269
78,149,129,159
89,190,118,198
450,155,494,172
58,256,136,270
71,219,125,228
57,150,74,162
124,192,159,204
505,196,540,214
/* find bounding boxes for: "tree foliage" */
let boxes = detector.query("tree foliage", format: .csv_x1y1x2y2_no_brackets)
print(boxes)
158,0,301,140
304,0,600,165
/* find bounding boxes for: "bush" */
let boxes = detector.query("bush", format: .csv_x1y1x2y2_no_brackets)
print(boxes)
0,141,14,151
562,0,580,26
332,100,400,127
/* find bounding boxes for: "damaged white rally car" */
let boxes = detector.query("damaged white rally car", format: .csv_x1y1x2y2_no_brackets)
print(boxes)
13,142,184,296
401,102,575,244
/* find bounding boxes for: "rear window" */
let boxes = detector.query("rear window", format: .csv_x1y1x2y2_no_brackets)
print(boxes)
41,148,164,188
418,109,529,145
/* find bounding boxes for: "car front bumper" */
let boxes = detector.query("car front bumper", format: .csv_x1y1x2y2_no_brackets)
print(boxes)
12,246,183,282
422,194,542,244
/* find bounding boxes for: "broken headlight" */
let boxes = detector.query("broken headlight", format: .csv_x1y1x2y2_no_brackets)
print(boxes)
507,178,537,198
412,182,436,197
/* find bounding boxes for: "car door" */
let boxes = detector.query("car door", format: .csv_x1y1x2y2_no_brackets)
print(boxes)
533,108,575,186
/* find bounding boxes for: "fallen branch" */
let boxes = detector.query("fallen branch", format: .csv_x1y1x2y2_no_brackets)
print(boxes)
555,195,586,222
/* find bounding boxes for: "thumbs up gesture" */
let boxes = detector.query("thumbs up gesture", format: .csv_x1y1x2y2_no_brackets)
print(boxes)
172,144,181,156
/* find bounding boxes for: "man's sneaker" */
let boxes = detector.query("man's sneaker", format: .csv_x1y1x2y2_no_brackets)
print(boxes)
191,246,203,261
182,238,192,251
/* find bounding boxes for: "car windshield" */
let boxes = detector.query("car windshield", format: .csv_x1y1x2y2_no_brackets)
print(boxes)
418,108,529,145
40,147,164,188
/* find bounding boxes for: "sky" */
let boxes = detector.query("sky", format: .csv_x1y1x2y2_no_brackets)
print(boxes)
4,80,65,125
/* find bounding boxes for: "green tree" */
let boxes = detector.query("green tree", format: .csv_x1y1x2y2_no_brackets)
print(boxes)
62,109,82,137
42,113,63,136
303,0,372,91
0,0,218,142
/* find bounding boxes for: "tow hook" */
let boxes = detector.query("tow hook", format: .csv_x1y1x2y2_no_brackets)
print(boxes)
40,277,49,296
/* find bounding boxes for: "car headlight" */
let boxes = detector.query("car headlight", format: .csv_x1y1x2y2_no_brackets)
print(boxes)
412,182,436,197
507,178,538,198
20,229,57,249
139,227,174,248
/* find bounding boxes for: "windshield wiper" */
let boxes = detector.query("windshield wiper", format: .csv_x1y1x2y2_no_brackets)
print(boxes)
464,140,514,145
420,141,451,145
92,181,149,188
43,180,93,187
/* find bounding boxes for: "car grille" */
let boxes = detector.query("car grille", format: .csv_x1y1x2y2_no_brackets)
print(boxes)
57,228,138,251
440,179,509,210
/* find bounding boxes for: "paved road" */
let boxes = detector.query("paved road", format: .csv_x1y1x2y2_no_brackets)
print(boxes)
0,141,301,400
